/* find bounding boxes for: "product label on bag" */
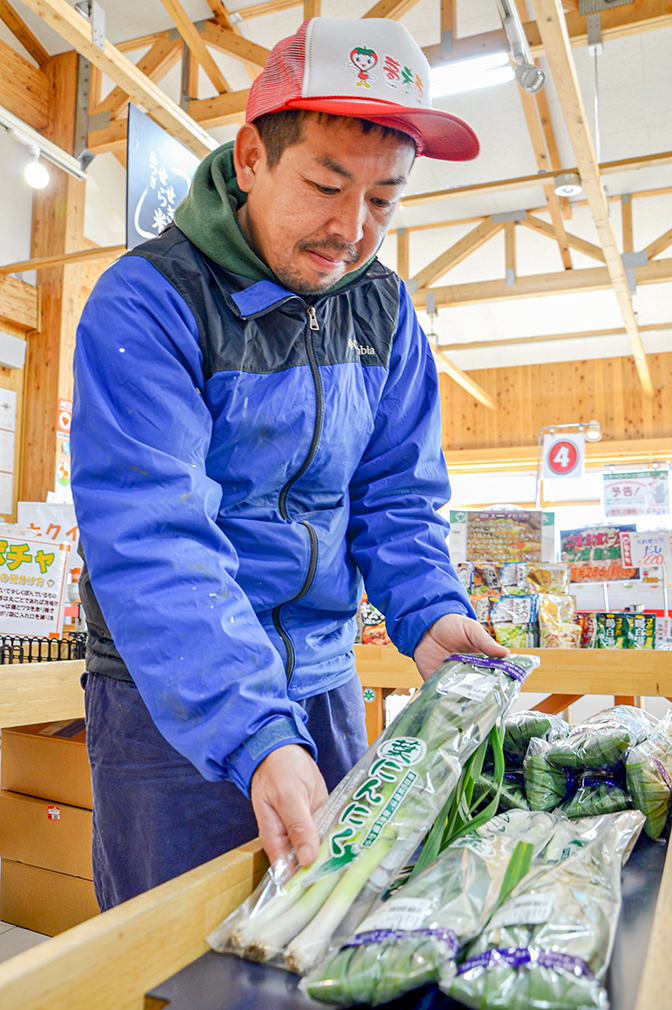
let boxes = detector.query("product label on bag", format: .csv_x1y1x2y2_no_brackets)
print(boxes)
358,896,433,932
317,736,425,875
439,672,492,702
47,804,61,821
489,893,554,929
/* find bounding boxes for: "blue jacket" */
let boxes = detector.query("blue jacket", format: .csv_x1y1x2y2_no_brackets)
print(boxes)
71,224,473,794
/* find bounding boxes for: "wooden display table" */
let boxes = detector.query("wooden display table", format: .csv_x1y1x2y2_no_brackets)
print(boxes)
0,651,669,1010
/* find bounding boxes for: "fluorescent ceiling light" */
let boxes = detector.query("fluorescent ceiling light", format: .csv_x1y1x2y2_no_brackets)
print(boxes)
430,52,514,98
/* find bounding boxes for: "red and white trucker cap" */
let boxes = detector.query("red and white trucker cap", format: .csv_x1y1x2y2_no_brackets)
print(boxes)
246,17,480,162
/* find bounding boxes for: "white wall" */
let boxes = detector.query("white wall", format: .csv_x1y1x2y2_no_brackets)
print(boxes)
0,131,37,285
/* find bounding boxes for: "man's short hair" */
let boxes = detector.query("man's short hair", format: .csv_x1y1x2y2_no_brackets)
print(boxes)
253,109,416,168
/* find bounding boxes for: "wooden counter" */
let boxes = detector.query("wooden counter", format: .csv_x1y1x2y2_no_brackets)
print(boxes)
0,650,669,1010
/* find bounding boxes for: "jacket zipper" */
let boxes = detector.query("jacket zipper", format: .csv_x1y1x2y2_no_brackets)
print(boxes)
272,304,324,681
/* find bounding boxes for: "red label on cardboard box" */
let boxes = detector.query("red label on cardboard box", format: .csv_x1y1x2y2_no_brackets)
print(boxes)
47,804,61,821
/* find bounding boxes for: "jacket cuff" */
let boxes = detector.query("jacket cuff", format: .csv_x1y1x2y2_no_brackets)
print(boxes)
224,714,318,797
395,599,476,658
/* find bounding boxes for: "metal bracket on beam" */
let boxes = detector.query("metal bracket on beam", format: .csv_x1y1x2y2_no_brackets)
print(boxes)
74,56,95,170
622,249,648,295
406,279,418,295
87,110,111,132
75,0,106,52
505,268,515,287
440,30,453,59
426,291,436,316
492,209,525,223
586,14,603,57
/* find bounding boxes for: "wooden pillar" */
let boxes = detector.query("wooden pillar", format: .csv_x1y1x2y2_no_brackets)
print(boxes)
21,51,85,502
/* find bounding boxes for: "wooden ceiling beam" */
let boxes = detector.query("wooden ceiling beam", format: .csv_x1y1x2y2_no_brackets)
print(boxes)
0,0,49,66
159,0,230,93
19,0,217,158
422,0,672,65
531,0,652,397
516,80,572,268
412,256,672,309
412,218,504,289
440,320,672,352
202,2,262,79
304,0,321,16
521,213,605,262
646,227,672,261
92,37,182,119
228,0,297,18
431,347,498,411
200,21,269,69
402,151,672,207
0,244,125,275
363,0,422,19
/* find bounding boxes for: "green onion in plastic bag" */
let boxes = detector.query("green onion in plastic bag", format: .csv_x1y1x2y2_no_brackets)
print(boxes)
524,737,569,811
475,770,529,812
626,711,672,839
208,653,538,975
504,711,570,762
546,705,656,770
560,773,630,818
445,809,645,1010
304,810,557,1007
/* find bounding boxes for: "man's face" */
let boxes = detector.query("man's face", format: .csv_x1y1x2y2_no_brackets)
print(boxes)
235,116,415,295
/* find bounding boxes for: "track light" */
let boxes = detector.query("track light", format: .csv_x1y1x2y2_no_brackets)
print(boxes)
496,0,546,95
0,103,87,181
23,147,50,190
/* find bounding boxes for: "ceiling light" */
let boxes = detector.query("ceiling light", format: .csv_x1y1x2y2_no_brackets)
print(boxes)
584,419,602,443
514,62,545,94
553,171,583,198
430,52,514,98
23,148,50,190
496,0,546,94
0,103,87,181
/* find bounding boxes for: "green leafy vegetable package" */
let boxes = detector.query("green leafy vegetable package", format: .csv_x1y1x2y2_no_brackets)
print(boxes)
207,653,537,975
446,809,645,1010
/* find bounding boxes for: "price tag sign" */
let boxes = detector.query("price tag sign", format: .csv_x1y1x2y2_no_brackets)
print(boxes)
542,432,585,480
620,530,672,570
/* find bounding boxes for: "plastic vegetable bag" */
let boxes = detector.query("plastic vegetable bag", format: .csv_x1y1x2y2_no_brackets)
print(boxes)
445,809,645,1010
560,771,630,819
304,810,558,1007
524,737,569,811
546,705,657,770
208,653,538,975
626,711,672,838
475,770,529,812
504,711,570,763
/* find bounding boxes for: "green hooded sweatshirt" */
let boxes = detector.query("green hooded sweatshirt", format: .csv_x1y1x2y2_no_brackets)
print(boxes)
173,141,378,292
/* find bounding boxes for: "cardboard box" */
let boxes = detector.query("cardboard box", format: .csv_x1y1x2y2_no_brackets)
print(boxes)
1,719,92,809
0,860,98,936
0,791,92,879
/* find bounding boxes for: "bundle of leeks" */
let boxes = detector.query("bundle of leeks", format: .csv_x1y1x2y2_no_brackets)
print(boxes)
208,652,538,975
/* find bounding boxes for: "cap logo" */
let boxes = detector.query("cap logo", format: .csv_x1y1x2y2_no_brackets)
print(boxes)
349,46,378,87
382,55,424,101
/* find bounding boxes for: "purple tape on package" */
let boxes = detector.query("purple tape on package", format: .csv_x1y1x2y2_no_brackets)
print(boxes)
446,654,531,683
653,758,672,791
457,946,596,981
344,927,458,956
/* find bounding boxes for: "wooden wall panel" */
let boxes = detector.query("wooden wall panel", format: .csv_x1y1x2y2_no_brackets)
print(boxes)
441,351,672,450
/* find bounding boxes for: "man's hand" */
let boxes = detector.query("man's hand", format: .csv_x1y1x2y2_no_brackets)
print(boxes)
250,744,328,867
413,613,508,681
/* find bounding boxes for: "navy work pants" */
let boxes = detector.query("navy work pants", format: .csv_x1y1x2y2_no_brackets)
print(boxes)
83,671,368,911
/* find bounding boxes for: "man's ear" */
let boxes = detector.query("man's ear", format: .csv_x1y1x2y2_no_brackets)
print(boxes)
233,123,266,194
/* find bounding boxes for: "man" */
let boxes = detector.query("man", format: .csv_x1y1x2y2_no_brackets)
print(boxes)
71,16,505,911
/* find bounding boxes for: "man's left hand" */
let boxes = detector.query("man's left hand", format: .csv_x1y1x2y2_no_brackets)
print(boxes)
413,613,508,681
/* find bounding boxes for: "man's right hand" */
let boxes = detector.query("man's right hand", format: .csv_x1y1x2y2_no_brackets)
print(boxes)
250,744,328,867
